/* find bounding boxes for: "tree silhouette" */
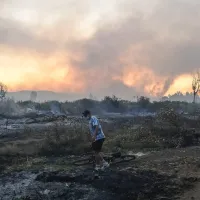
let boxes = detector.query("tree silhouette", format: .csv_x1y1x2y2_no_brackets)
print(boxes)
137,96,150,108
192,72,200,103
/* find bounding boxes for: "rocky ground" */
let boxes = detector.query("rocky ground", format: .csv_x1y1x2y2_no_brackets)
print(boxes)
0,147,200,200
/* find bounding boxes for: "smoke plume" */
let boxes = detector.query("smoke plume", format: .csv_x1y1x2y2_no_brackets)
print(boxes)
0,0,199,99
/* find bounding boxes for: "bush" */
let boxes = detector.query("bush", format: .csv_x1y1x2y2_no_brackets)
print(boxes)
156,108,181,128
137,96,150,108
39,123,90,156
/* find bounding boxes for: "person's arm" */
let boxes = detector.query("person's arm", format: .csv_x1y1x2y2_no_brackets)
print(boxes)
92,117,99,141
93,125,99,140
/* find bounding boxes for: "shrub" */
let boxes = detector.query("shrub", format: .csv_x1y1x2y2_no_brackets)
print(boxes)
39,123,90,156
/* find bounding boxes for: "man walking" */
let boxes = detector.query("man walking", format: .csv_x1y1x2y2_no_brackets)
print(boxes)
82,110,109,170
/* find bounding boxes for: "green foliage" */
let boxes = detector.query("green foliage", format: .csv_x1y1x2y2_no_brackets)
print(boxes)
37,102,51,110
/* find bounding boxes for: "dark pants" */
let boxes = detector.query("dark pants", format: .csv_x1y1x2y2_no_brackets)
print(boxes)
92,138,105,152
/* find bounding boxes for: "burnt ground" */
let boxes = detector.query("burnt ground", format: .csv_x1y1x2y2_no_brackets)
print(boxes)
0,112,200,200
1,147,200,200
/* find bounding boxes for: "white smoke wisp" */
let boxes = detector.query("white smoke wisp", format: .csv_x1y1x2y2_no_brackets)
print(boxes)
0,99,22,115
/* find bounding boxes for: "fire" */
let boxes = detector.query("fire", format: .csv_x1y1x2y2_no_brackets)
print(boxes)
0,47,194,97
165,74,193,95
113,66,171,97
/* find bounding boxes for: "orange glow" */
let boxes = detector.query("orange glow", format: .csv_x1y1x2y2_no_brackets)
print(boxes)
0,50,86,92
113,66,170,96
0,0,198,99
165,74,193,95
0,47,194,97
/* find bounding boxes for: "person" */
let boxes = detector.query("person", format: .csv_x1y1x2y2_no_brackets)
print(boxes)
82,110,109,170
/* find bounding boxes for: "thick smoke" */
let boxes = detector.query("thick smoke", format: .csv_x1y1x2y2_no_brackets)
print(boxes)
0,0,200,98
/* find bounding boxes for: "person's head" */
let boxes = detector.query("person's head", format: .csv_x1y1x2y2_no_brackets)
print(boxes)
82,110,91,120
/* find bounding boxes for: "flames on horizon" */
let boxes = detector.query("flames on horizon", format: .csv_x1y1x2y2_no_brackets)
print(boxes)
0,0,199,98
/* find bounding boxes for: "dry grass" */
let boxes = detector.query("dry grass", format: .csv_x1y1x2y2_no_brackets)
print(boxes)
39,126,90,156
0,112,199,172
0,121,197,157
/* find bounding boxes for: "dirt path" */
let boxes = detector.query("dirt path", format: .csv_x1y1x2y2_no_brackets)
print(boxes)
1,147,200,199
180,182,200,200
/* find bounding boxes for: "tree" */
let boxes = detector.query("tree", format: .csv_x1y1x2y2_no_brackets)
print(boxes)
137,96,150,108
192,72,200,103
0,82,7,100
103,95,120,108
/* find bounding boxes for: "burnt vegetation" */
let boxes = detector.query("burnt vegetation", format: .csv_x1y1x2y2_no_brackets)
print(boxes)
0,96,200,163
1,94,200,199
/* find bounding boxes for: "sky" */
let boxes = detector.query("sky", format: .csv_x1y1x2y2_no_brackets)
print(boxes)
0,0,199,100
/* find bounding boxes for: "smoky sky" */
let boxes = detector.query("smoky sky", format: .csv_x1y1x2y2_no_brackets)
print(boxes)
0,17,55,53
0,0,200,98
74,0,200,74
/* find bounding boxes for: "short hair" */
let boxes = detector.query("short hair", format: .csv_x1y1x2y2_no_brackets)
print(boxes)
82,110,91,117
